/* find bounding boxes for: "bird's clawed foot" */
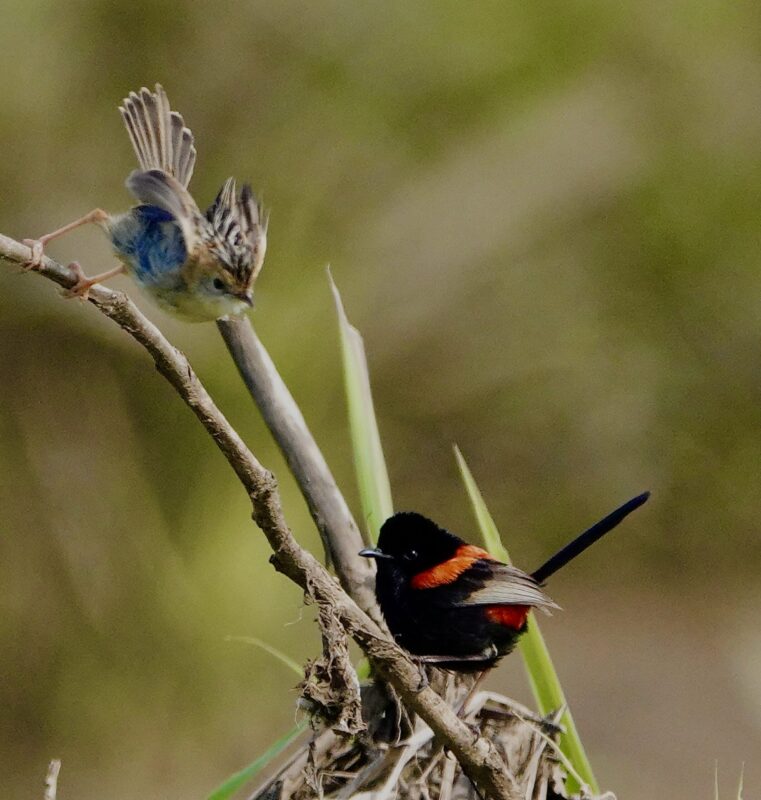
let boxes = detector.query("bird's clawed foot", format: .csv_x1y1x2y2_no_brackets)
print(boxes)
61,262,125,301
21,238,46,270
413,662,430,693
416,644,498,667
21,208,110,272
62,262,96,300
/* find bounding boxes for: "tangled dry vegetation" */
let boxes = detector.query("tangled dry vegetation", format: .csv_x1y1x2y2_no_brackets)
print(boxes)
253,683,611,800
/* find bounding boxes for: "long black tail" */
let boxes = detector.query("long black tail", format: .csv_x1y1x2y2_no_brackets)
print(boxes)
531,492,650,584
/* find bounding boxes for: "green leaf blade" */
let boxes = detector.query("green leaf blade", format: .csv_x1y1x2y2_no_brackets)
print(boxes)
453,445,510,563
454,444,599,795
206,719,308,800
330,273,393,543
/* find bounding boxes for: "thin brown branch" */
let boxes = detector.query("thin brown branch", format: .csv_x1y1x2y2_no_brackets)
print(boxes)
216,316,380,622
0,234,519,800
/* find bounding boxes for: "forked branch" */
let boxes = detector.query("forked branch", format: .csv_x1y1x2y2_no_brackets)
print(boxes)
0,233,519,800
216,316,381,624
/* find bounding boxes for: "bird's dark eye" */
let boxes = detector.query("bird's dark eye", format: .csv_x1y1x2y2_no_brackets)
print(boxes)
213,278,225,292
404,549,419,562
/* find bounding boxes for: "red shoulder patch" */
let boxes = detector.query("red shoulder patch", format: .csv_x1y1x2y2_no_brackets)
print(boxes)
485,605,530,630
410,544,493,590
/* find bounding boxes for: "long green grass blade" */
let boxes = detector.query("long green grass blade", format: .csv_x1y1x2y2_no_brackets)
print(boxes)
224,636,303,677
206,718,309,800
453,445,599,795
330,272,393,543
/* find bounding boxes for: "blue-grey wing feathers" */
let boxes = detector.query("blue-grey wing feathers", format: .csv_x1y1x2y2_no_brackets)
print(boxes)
126,169,202,252
455,563,559,614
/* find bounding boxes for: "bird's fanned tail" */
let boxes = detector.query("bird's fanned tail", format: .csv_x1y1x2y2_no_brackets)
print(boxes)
119,84,197,188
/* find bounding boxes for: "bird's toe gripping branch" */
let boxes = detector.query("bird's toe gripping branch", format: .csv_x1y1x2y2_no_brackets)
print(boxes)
61,262,125,301
21,208,110,271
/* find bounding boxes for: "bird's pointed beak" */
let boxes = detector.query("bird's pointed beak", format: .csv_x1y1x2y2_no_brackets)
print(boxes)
359,547,392,560
234,290,254,308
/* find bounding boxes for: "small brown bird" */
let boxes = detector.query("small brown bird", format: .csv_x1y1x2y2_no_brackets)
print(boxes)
23,84,267,320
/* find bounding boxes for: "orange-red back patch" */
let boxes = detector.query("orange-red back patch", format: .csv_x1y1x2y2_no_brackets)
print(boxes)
485,605,529,630
410,544,493,590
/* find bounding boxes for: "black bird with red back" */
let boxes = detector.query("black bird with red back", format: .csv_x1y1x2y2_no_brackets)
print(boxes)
360,492,649,671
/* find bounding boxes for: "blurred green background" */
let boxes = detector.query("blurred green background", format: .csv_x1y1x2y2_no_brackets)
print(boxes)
2,1,761,798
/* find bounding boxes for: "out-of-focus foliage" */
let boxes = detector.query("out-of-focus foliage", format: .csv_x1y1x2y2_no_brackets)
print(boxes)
2,2,761,798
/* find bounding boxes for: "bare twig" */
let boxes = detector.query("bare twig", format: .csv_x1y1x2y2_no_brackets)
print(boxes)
216,317,379,622
1,234,519,800
44,760,61,800
438,754,458,800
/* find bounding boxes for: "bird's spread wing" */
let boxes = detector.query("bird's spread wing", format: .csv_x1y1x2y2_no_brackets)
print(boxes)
126,169,205,254
119,84,197,188
453,561,559,614
205,178,268,285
